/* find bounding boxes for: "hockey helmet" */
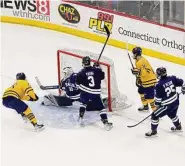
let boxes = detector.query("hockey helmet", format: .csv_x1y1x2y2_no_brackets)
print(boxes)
156,67,167,79
82,56,91,67
132,47,142,59
63,66,74,79
16,72,26,80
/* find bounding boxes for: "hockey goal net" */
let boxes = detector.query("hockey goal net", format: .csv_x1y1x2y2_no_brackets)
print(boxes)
57,49,132,112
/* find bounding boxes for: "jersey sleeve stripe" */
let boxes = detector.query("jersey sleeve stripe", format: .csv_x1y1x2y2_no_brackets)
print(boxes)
161,93,178,106
154,106,168,116
25,87,33,93
142,79,157,83
155,97,162,102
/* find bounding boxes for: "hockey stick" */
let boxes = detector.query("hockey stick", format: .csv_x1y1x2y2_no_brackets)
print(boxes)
127,112,153,128
97,25,110,63
127,92,183,128
35,77,59,90
126,41,134,69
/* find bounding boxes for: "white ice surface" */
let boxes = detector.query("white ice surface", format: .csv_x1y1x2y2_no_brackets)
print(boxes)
1,23,185,166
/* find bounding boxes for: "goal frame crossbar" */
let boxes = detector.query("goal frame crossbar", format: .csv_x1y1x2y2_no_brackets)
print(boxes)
57,50,112,112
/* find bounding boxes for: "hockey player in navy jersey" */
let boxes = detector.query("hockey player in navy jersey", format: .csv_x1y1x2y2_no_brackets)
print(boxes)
60,67,80,101
41,66,108,111
76,56,113,130
145,67,185,137
41,67,80,106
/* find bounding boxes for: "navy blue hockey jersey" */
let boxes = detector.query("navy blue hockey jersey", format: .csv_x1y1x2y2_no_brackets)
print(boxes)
76,66,105,94
61,73,80,100
155,76,184,106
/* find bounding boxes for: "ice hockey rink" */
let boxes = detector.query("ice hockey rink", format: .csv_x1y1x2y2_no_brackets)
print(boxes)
1,23,185,166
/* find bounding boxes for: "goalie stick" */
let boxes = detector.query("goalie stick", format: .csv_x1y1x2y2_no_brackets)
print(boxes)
35,77,59,90
127,92,183,128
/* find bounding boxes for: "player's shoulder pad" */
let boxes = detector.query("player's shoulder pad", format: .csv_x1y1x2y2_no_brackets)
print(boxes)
170,75,180,81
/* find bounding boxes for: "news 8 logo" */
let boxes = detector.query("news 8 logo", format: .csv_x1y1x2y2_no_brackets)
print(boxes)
36,0,50,15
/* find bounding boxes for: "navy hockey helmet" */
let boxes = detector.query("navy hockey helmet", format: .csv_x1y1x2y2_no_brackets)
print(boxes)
16,72,26,80
156,67,167,79
132,47,142,59
82,56,91,67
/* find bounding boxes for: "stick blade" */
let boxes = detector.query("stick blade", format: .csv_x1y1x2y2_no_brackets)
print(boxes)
104,25,110,36
127,125,135,128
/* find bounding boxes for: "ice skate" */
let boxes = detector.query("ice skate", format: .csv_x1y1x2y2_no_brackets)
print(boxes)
138,105,149,112
34,124,45,132
171,124,182,132
22,115,29,123
78,117,85,126
145,130,157,137
20,113,29,123
104,122,113,131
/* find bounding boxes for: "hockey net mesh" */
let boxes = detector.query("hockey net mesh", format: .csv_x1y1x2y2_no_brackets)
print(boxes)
57,48,132,111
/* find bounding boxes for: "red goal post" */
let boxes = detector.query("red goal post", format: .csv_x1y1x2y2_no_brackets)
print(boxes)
57,50,112,112
57,49,132,112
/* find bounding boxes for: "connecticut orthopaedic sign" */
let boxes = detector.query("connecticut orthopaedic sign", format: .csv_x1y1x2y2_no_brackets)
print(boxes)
53,1,185,58
1,1,185,58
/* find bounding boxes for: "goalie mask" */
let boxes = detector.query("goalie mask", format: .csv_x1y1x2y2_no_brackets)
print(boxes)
132,47,142,59
63,67,74,79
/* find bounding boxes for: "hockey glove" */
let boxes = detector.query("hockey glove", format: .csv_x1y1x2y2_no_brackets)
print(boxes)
29,94,39,101
131,68,140,76
93,62,100,68
181,84,185,94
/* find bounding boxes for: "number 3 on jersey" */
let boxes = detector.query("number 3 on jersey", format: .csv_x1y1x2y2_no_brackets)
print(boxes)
88,76,95,87
165,85,175,97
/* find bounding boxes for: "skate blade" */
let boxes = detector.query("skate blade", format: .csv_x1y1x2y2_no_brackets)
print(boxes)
171,129,183,133
145,134,158,138
138,110,149,113
104,125,113,131
35,127,45,132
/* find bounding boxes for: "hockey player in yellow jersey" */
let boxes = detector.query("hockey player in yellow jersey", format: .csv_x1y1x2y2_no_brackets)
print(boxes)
2,73,44,131
131,47,157,112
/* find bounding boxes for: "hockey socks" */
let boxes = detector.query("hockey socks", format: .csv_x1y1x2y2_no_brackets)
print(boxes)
23,107,37,126
147,99,156,111
100,109,109,123
139,94,156,111
79,106,85,118
140,94,148,106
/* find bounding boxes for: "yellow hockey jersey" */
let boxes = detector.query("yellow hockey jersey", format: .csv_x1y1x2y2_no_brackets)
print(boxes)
135,56,157,87
2,80,37,101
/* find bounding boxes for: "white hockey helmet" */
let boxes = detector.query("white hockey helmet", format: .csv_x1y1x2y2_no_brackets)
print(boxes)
62,66,74,79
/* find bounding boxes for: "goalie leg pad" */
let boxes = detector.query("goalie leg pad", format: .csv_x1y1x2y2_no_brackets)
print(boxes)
54,96,73,106
42,94,73,106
